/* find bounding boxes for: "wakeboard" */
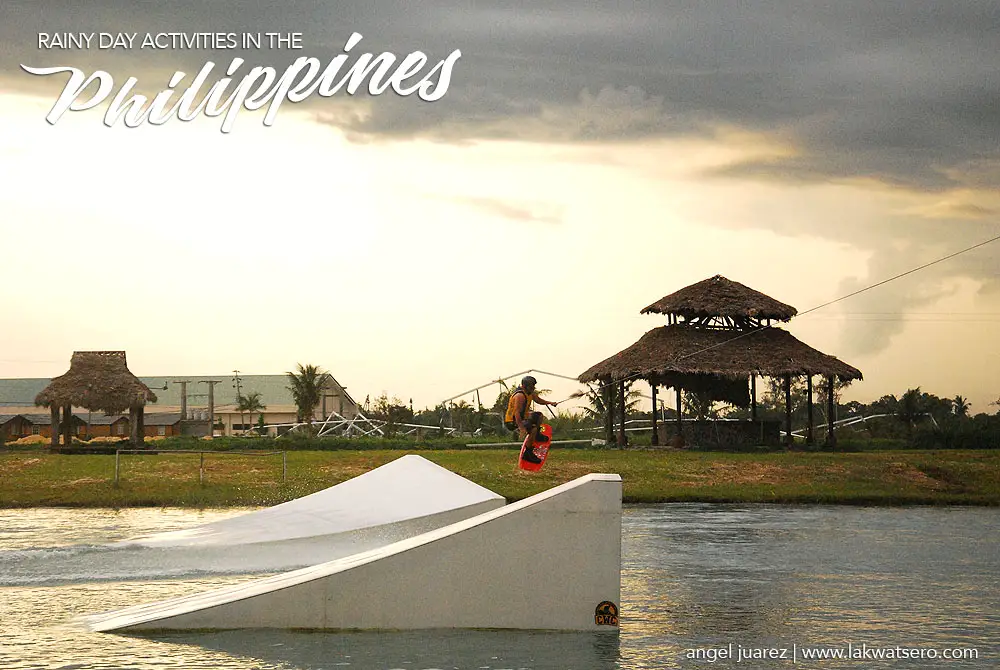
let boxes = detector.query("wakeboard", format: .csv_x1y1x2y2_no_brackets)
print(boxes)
517,423,553,472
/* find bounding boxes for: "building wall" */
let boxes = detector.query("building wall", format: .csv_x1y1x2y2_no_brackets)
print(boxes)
52,418,179,439
217,411,298,436
143,423,182,438
1,416,31,439
82,421,129,438
320,383,360,419
82,419,181,438
22,418,86,439
2,414,181,441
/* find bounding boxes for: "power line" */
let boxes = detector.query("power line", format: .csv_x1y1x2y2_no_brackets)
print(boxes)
798,233,1000,318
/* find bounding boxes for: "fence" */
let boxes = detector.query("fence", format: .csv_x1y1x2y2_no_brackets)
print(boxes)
114,449,287,485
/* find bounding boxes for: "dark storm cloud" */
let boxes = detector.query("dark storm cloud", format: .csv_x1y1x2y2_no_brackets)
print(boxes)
4,0,998,191
3,1,998,359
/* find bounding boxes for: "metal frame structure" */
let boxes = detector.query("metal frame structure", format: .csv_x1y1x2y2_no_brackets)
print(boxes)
260,408,458,439
253,368,585,440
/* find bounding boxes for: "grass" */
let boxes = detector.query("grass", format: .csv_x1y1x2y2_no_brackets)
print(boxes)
1,448,998,508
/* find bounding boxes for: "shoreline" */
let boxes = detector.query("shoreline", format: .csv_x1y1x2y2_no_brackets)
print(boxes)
2,448,998,508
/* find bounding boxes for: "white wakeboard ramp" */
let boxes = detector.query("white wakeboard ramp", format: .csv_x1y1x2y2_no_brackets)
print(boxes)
122,454,505,549
87,472,622,633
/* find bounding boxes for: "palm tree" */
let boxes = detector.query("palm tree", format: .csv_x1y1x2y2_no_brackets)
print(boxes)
579,382,642,421
896,387,924,436
237,391,267,434
286,364,331,425
952,395,970,418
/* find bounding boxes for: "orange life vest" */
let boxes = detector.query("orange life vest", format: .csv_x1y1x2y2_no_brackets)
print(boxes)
504,387,533,424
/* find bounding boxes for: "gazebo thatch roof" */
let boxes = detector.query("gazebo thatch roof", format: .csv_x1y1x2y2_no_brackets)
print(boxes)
34,351,157,414
640,275,798,322
578,325,863,384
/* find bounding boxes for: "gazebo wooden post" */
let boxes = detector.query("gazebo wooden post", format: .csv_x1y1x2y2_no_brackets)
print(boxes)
129,407,139,446
136,407,145,447
675,386,683,442
783,374,793,448
50,405,60,447
618,381,626,447
750,374,757,422
806,375,814,446
62,403,72,446
826,375,836,448
603,380,615,445
650,381,659,446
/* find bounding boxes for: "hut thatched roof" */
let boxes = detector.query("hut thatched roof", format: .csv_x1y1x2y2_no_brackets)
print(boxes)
34,351,157,413
640,275,798,322
578,325,863,384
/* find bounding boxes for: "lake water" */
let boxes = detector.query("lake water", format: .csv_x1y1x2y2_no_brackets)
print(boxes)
1,504,997,669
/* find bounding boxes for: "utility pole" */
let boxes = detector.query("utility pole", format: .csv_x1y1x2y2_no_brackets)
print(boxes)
198,380,222,438
232,369,244,433
172,380,191,421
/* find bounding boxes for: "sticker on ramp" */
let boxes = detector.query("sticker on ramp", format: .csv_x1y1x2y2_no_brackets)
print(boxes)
594,601,619,626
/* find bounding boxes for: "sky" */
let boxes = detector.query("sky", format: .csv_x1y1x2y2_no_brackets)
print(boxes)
1,1,998,414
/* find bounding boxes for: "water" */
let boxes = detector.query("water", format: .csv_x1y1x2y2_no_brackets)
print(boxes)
1,504,997,669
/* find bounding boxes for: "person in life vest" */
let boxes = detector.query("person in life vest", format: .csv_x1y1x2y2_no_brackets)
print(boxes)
504,375,558,463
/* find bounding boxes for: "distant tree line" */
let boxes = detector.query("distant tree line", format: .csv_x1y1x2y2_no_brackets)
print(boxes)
286,362,1000,448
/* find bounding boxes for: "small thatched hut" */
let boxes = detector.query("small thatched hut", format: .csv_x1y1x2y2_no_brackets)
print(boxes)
35,351,157,447
639,274,798,326
579,276,863,448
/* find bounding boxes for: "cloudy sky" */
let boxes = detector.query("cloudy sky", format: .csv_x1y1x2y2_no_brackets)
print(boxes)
1,1,998,413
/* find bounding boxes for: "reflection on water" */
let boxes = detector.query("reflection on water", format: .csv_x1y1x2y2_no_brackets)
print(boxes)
155,628,622,670
618,505,999,669
1,504,998,669
0,507,251,551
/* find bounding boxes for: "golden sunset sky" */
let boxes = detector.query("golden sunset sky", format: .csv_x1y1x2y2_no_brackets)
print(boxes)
1,1,998,413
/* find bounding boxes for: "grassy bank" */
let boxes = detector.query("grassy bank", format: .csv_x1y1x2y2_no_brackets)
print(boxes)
2,448,999,508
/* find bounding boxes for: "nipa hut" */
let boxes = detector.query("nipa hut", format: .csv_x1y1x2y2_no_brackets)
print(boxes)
35,351,158,447
579,275,863,448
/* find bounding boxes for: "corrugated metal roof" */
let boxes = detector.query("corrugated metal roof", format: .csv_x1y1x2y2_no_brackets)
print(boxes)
0,374,358,411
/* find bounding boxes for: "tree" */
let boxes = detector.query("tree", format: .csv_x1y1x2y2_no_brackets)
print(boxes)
579,382,641,421
758,377,810,420
896,387,925,436
447,400,479,435
286,363,331,424
842,400,866,416
952,395,970,418
815,376,852,405
492,387,515,415
872,394,899,415
683,390,719,420
237,391,267,434
369,393,414,436
815,377,853,423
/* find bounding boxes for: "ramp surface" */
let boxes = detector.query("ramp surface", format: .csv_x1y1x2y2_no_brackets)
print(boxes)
123,454,505,548
88,473,622,632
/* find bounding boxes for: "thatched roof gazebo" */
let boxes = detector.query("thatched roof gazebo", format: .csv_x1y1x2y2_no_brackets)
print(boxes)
579,276,862,448
35,351,157,447
639,274,798,325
